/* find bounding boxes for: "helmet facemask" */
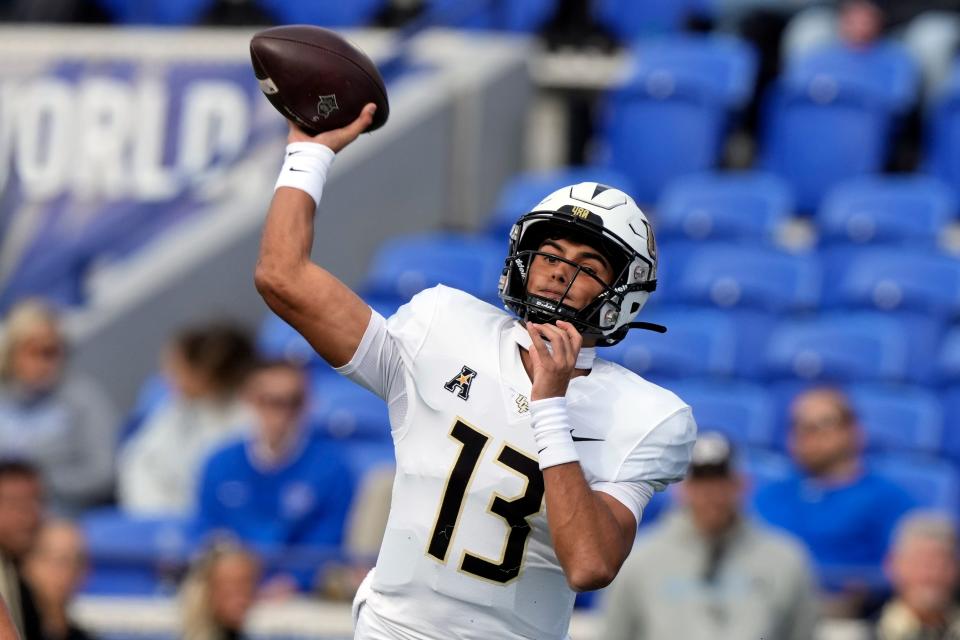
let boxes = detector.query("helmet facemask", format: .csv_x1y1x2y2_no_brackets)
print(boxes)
499,212,659,346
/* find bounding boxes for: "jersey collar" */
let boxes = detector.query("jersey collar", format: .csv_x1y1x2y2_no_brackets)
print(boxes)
510,322,597,371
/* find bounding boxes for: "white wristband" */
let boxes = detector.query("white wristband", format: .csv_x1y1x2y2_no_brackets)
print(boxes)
530,397,579,470
274,142,335,207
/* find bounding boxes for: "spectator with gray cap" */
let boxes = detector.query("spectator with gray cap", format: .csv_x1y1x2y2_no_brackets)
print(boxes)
874,511,960,640
600,432,819,640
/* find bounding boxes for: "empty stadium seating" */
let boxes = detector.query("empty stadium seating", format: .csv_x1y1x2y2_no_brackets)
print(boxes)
624,34,757,109
605,306,771,379
817,175,957,245
423,0,557,31
591,0,712,41
362,232,505,303
597,80,727,204
762,312,939,384
784,42,919,115
760,82,892,212
658,241,821,312
822,246,960,316
655,171,794,241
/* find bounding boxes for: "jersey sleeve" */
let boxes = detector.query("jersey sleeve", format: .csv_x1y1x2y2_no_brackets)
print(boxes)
335,287,442,434
592,406,697,524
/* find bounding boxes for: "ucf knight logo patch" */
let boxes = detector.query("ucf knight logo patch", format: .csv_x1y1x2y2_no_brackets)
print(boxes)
443,365,477,401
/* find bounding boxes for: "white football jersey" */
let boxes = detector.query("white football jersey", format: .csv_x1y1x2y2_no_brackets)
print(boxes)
339,285,696,640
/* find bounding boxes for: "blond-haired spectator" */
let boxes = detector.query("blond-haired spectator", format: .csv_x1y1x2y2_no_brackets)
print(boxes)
23,519,96,640
180,540,261,640
875,512,960,640
0,300,117,515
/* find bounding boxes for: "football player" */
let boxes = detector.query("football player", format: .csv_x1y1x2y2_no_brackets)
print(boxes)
255,104,697,640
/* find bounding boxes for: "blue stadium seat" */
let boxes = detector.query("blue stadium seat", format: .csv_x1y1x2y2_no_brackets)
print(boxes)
94,0,214,24
869,454,960,512
80,509,193,595
665,380,778,448
846,384,944,455
330,440,396,483
817,175,956,245
763,313,940,384
309,376,390,441
592,0,712,40
658,241,821,312
423,0,557,32
257,0,386,26
656,171,794,241
485,167,633,239
598,82,726,204
822,247,960,316
258,297,402,375
761,82,891,212
938,327,960,384
942,387,960,461
740,448,793,504
117,375,173,448
258,312,323,369
785,42,919,114
362,233,505,302
625,34,758,109
926,64,960,194
606,307,772,379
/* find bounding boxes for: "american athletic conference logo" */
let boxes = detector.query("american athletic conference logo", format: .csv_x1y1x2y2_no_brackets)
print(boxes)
443,365,477,401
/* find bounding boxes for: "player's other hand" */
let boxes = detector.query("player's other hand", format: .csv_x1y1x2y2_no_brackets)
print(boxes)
526,320,582,401
287,102,378,153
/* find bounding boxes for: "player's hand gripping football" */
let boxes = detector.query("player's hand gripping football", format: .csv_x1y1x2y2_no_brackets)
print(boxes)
287,102,377,153
526,320,582,401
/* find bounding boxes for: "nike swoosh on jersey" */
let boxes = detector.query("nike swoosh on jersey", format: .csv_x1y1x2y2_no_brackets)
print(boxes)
570,429,605,442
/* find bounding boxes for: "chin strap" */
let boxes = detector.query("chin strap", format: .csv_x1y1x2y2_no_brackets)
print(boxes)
628,321,668,334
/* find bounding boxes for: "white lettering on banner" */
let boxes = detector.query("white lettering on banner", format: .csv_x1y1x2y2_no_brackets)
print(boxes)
75,78,132,201
0,75,252,202
132,80,177,201
177,82,249,181
0,81,16,195
15,79,73,202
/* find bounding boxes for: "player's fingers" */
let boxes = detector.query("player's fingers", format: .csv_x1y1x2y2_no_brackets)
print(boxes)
346,103,377,135
555,320,582,354
314,104,377,151
526,323,552,364
536,323,571,367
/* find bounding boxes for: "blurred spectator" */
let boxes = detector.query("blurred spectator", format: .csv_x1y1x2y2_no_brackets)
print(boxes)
118,322,255,516
194,360,354,592
0,459,45,640
601,432,818,640
22,520,96,640
875,512,960,640
180,539,261,640
754,387,914,616
783,0,960,95
0,299,118,516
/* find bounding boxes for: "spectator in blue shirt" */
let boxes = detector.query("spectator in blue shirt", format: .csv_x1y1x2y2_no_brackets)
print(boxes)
754,387,914,616
194,360,354,592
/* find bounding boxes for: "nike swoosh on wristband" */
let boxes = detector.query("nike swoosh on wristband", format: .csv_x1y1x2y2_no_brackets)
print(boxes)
288,167,309,172
287,150,303,156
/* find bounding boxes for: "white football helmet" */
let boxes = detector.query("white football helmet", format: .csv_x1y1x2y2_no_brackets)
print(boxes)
499,182,662,346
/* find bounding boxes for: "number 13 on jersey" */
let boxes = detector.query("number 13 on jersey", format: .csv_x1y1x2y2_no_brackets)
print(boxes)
427,419,545,584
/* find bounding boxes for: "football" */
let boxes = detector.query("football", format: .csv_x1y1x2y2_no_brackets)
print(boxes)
250,25,389,135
